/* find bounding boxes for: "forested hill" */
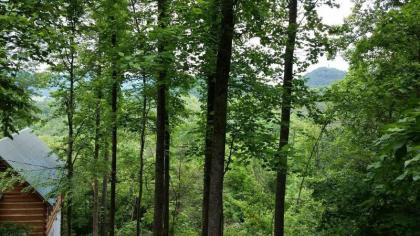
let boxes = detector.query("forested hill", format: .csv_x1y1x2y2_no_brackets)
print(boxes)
305,67,346,87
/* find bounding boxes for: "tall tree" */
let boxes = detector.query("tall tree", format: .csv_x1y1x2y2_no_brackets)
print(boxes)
136,76,149,236
92,72,103,236
65,28,75,236
202,66,215,236
109,23,119,236
201,0,220,234
99,0,129,234
206,0,235,234
0,0,54,138
58,1,85,235
100,139,109,236
153,0,171,234
274,0,298,235
311,2,420,234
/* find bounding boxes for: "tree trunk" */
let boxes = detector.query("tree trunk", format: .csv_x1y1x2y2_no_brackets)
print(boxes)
109,30,118,236
202,74,215,236
163,116,170,235
136,76,148,236
207,0,235,234
66,91,73,236
100,139,109,236
202,1,219,233
65,2,80,234
153,0,170,234
273,1,298,235
93,82,102,236
153,72,167,235
170,159,182,235
66,39,75,236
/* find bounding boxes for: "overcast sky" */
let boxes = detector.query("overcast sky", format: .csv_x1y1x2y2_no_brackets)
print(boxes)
306,0,354,73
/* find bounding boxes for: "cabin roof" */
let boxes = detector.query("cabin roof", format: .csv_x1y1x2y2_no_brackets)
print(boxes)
0,128,63,205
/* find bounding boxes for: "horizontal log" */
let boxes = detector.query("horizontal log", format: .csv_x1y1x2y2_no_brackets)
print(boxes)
1,200,42,204
0,202,45,208
27,225,45,231
29,233,45,236
0,214,45,221
0,208,45,215
2,189,28,193
28,228,45,233
0,220,45,228
3,192,38,197
1,197,42,202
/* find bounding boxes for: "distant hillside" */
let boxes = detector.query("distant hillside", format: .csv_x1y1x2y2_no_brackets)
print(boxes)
305,67,346,88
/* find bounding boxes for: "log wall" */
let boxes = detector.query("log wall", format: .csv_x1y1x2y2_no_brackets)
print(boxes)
0,160,48,236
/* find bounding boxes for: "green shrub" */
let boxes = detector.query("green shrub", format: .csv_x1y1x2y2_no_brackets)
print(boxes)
0,223,31,236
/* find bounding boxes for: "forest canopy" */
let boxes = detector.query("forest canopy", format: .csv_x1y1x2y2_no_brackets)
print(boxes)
0,0,419,235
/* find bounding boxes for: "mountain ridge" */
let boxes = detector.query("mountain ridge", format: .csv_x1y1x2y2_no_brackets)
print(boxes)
305,67,346,88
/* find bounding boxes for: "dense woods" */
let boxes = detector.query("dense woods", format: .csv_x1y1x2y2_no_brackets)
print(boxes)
1,0,419,235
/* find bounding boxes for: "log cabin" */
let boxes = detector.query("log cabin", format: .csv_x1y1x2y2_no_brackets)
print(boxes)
0,128,62,236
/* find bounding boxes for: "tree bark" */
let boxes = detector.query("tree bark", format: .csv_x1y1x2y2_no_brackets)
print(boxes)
109,30,118,236
93,80,102,236
202,74,215,236
136,76,148,236
206,0,235,234
153,0,170,234
66,21,76,234
202,0,219,233
153,72,168,235
65,1,80,233
100,139,109,236
170,159,182,235
66,60,74,236
163,117,170,235
274,0,298,235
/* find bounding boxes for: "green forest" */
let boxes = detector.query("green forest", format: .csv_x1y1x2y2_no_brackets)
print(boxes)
1,0,419,235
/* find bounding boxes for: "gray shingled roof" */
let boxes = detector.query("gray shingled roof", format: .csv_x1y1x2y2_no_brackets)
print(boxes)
0,128,63,205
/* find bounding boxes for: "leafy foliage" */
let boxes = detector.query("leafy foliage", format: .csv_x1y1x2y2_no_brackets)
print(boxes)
1,0,419,235
0,223,31,236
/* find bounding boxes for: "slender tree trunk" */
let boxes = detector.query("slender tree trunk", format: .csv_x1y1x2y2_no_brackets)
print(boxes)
273,1,298,235
153,70,170,235
110,30,118,236
207,0,235,234
61,202,65,236
136,76,148,236
202,1,219,233
202,74,215,236
64,2,81,235
163,116,170,235
66,38,75,236
154,0,170,234
100,139,109,236
93,82,102,236
170,159,182,235
153,72,167,235
296,124,327,207
66,81,74,236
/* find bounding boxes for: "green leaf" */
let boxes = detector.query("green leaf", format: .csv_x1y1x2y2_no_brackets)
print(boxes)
368,162,381,170
404,154,420,167
395,172,408,181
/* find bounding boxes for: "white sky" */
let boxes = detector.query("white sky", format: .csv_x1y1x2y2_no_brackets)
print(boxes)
306,0,354,72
